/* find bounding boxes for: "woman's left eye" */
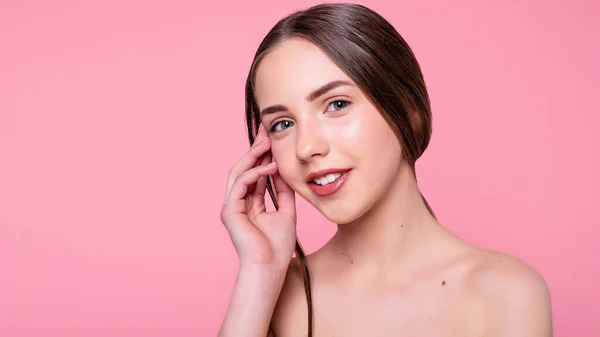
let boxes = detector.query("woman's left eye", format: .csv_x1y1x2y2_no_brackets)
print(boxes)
326,100,351,112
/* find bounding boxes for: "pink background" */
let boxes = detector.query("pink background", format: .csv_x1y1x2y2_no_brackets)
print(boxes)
1,0,598,336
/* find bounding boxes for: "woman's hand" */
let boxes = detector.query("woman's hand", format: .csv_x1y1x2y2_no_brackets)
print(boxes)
220,125,297,269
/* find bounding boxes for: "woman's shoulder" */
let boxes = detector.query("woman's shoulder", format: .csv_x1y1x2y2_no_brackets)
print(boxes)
467,248,550,299
464,248,553,335
270,245,553,335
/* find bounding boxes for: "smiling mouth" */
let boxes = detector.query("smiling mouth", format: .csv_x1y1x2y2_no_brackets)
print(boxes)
307,168,351,183
310,172,344,186
307,169,352,196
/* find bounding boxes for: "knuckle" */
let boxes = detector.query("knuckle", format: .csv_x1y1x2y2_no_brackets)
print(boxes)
228,167,238,182
233,171,245,185
249,145,263,157
237,169,255,184
220,206,230,224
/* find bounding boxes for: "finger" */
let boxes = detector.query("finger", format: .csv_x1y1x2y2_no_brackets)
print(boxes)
253,124,267,144
248,124,267,150
245,126,270,195
226,161,278,208
247,126,269,170
272,169,296,219
246,152,270,194
251,151,272,197
225,136,271,201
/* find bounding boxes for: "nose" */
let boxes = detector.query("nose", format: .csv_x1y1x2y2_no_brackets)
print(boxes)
295,120,330,162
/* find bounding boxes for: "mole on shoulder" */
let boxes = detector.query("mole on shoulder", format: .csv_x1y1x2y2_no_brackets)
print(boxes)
442,280,446,286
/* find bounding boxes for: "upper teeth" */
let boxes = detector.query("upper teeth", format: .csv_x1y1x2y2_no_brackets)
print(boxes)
313,173,342,186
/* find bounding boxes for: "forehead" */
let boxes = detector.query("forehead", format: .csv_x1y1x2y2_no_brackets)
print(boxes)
254,37,352,107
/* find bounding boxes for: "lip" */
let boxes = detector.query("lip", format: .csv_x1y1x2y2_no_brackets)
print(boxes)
307,169,352,197
305,168,352,182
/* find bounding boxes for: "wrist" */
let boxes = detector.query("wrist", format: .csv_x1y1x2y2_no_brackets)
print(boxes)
239,258,291,274
238,261,289,283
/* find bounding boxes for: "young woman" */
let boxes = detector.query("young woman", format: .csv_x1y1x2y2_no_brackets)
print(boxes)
218,3,552,336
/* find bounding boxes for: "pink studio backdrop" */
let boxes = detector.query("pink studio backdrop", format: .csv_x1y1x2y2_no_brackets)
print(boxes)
1,0,598,336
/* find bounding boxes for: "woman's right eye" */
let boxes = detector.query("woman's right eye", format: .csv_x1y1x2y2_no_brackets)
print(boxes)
271,120,295,133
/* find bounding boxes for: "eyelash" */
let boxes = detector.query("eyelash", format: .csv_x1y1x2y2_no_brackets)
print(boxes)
269,99,352,133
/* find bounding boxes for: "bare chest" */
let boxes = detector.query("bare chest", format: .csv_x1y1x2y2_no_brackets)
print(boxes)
273,278,484,337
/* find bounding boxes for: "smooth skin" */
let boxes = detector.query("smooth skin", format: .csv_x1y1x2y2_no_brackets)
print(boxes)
219,37,552,337
219,127,297,337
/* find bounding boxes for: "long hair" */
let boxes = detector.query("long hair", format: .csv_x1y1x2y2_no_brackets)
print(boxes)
244,3,434,335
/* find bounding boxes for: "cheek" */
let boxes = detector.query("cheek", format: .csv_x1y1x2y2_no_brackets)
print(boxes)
334,106,399,157
333,115,363,146
370,123,404,179
270,141,298,183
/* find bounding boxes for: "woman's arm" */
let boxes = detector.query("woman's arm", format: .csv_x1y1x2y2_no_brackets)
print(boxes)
218,126,298,336
218,264,288,337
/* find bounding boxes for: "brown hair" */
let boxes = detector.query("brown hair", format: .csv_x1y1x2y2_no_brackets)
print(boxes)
244,3,434,335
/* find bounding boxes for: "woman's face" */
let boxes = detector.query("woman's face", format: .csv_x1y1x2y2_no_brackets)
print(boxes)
254,37,403,224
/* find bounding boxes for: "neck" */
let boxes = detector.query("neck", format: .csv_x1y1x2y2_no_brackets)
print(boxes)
327,162,442,274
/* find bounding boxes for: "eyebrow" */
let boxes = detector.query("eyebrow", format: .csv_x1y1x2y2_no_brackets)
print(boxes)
259,80,354,118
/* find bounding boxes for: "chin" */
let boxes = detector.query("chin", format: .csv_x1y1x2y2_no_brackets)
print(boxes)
311,195,375,225
293,176,384,225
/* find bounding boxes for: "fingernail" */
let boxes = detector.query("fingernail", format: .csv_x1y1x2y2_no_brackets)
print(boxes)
267,161,276,167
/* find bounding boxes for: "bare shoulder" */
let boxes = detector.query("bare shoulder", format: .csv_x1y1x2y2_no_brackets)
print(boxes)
468,249,553,336
270,257,310,336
